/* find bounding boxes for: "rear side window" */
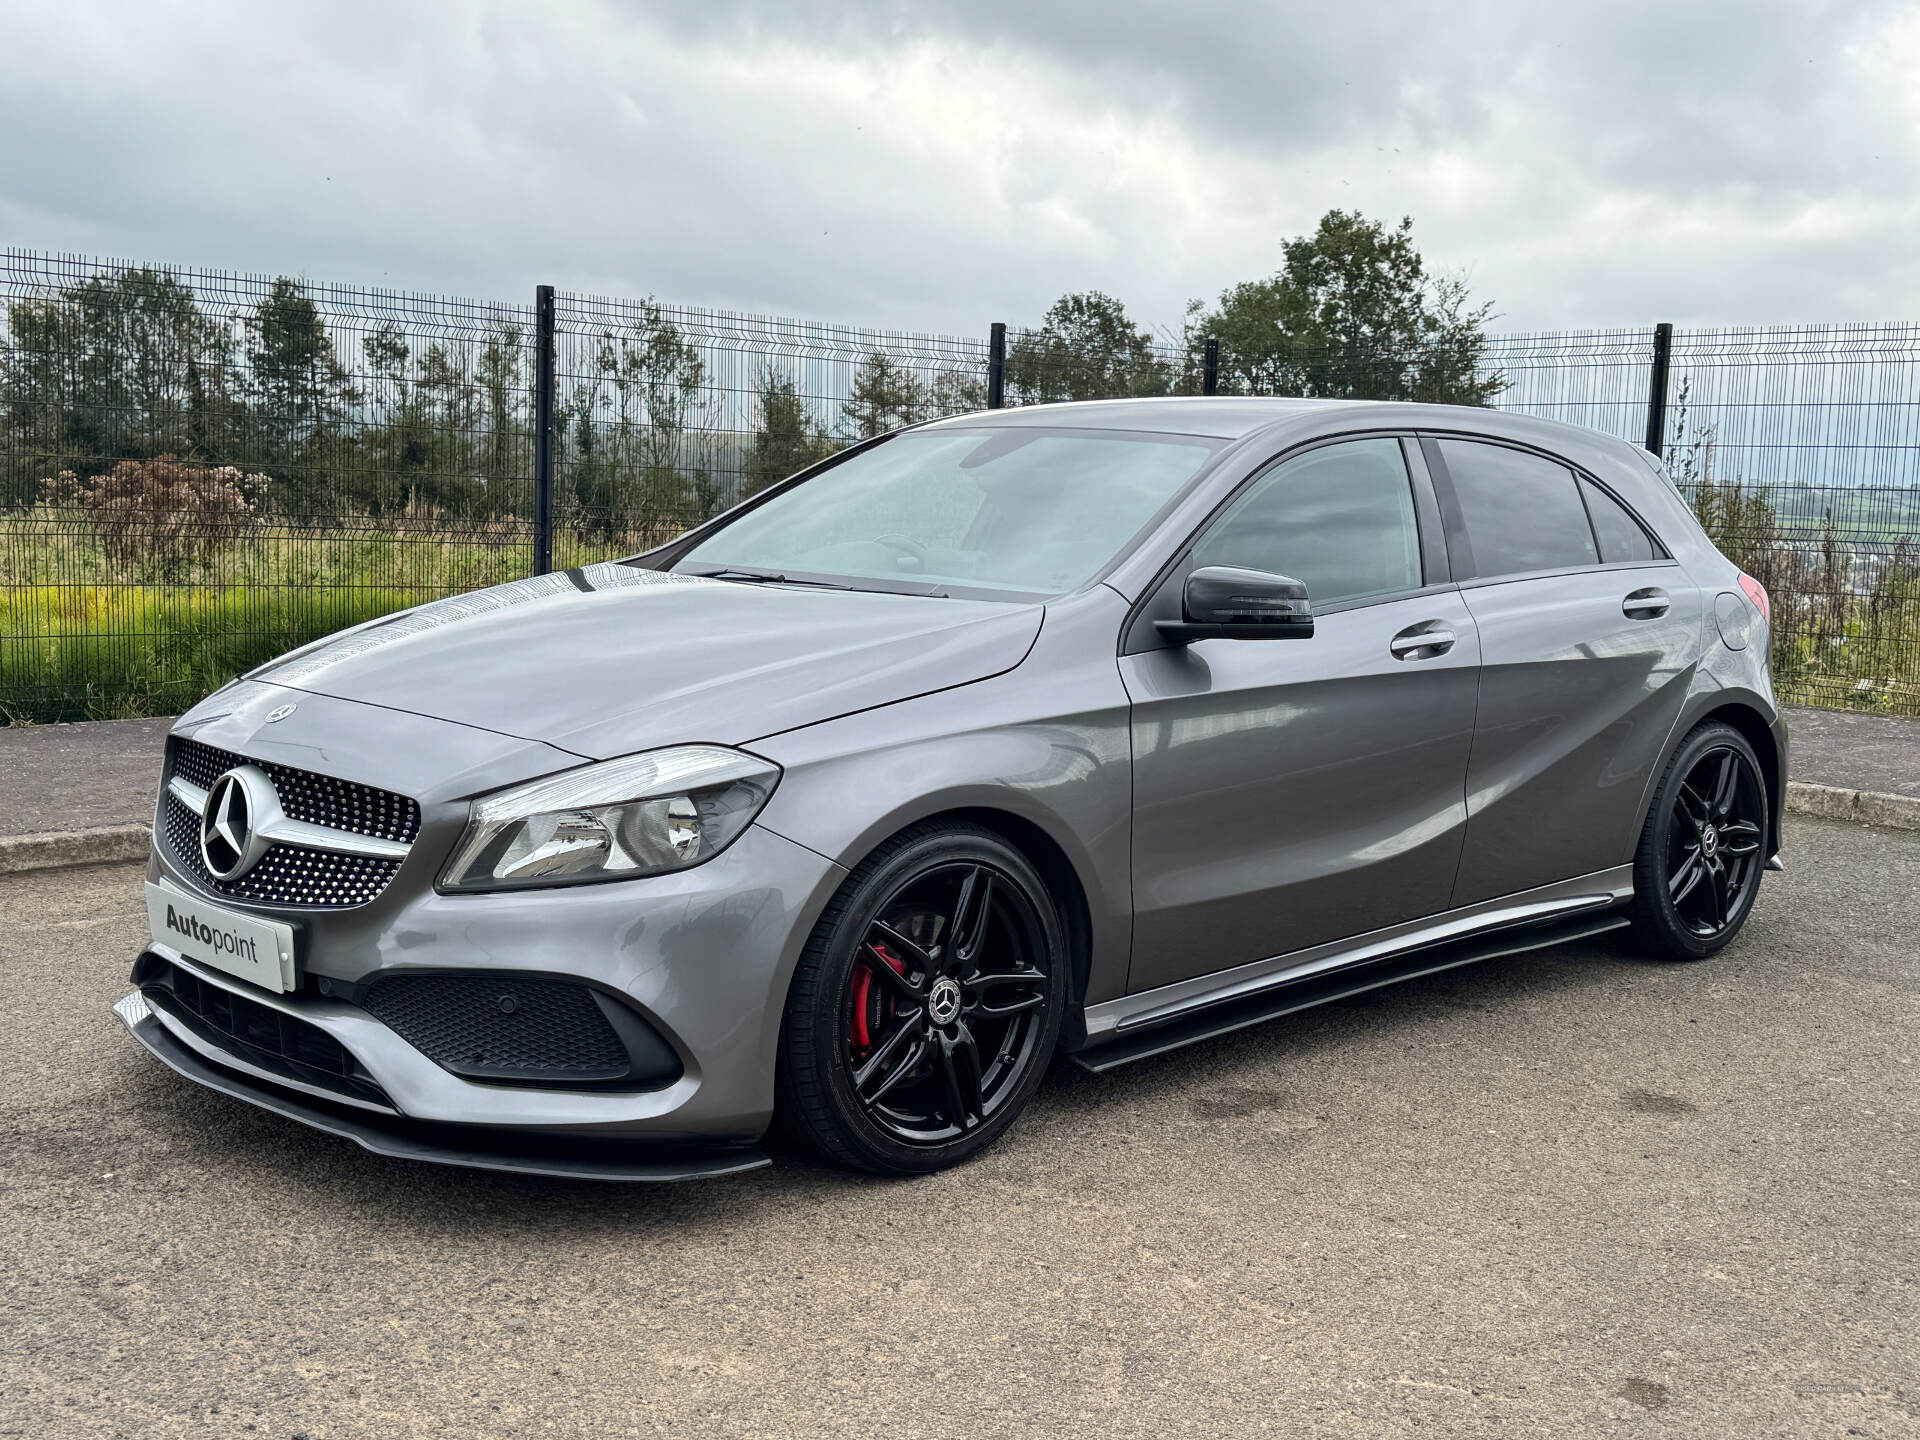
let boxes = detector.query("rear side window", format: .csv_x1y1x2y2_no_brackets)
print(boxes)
1436,439,1597,578
1580,478,1657,563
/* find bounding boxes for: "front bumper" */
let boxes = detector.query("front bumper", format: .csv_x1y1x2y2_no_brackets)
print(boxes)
114,992,768,1181
126,819,848,1172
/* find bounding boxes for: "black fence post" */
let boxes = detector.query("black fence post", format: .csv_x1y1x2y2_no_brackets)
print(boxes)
987,322,1006,409
1202,337,1220,396
1643,321,1673,457
533,284,556,575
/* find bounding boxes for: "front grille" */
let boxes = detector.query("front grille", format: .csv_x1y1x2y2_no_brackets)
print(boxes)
133,952,390,1108
361,974,677,1087
162,792,401,908
172,737,420,843
160,737,418,909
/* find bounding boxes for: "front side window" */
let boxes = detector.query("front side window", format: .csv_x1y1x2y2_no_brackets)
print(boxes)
676,427,1218,599
1436,439,1599,579
1189,437,1422,609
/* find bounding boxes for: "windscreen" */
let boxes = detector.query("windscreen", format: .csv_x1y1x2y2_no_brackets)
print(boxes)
676,427,1219,598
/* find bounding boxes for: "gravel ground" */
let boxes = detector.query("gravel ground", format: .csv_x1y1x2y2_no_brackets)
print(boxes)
2,816,1915,1439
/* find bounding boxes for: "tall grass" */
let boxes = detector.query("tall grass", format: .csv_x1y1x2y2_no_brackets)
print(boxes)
1,503,551,722
0,583,433,722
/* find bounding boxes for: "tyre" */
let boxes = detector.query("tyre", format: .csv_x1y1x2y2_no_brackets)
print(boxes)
775,821,1067,1175
1629,721,1770,961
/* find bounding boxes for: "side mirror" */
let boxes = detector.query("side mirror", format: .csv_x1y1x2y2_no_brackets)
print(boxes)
1156,565,1315,644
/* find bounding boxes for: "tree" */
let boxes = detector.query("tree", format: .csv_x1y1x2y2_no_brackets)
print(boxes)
350,323,536,520
248,277,353,440
927,366,987,417
839,352,989,440
746,368,837,495
247,278,355,512
561,301,710,543
842,352,924,439
361,323,410,388
1193,210,1503,405
475,324,529,504
354,324,435,514
1,266,238,502
1005,291,1169,403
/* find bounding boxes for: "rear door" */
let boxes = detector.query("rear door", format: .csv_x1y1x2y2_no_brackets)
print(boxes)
1122,436,1481,994
1424,436,1702,906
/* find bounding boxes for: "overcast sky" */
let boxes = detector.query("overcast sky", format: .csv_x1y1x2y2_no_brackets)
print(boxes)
3,0,1915,338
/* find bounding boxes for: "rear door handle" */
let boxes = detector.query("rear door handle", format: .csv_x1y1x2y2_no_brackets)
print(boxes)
1390,622,1456,660
1622,587,1670,619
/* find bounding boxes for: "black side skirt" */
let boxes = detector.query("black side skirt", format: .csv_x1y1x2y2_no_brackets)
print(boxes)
1071,908,1631,1073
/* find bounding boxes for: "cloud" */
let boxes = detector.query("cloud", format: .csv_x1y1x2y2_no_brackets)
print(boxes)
1,0,1914,335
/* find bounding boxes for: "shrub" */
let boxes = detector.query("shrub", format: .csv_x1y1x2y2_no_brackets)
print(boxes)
42,456,268,580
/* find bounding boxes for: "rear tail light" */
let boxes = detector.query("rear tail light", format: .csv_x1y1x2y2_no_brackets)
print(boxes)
1737,573,1770,625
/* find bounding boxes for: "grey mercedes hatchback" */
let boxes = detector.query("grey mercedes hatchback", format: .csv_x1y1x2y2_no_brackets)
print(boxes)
119,398,1786,1179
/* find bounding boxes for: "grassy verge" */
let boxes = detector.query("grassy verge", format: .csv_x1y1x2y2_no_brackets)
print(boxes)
0,507,613,722
0,584,437,722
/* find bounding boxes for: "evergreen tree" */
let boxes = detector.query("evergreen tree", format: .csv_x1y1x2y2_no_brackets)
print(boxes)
842,352,925,439
746,368,837,495
248,277,353,439
246,278,355,511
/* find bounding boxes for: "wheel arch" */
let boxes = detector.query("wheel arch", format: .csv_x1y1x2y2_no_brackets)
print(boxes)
1695,700,1785,857
807,805,1097,1052
939,807,1094,1048
1654,692,1786,859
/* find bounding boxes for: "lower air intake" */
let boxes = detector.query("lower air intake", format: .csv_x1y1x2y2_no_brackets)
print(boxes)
359,973,682,1091
131,952,390,1109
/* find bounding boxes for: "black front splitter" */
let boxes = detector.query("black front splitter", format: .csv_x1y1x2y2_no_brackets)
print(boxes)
115,994,770,1183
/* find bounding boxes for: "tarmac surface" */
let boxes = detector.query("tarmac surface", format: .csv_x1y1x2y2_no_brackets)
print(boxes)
0,717,171,836
2,815,1916,1438
1788,706,1920,800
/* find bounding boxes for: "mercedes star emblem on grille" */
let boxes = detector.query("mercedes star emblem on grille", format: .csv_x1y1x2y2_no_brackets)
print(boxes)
200,767,274,879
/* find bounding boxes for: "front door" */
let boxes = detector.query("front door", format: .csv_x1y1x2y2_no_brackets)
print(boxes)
1121,437,1481,995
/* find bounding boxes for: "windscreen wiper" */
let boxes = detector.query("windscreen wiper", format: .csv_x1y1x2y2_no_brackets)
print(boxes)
688,567,858,590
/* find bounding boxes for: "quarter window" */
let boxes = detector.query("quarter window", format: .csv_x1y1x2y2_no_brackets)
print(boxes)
1190,438,1422,609
1436,440,1598,578
1580,477,1657,563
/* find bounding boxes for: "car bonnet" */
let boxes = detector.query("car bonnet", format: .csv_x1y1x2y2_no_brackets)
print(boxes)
247,563,1044,759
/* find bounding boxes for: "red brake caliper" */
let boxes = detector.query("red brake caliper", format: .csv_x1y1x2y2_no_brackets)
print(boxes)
851,943,906,1053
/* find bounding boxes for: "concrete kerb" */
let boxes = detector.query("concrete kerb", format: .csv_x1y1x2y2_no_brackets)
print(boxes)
0,825,153,877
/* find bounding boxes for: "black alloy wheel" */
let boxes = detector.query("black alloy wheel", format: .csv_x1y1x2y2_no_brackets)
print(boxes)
1630,721,1771,961
776,822,1067,1174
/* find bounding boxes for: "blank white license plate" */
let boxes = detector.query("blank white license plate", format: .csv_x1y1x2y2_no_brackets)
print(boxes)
146,882,296,993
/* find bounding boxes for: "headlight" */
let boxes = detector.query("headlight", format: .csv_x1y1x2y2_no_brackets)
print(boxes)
440,745,780,892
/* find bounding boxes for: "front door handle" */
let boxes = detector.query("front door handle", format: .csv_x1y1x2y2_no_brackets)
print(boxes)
1623,587,1670,619
1390,622,1456,660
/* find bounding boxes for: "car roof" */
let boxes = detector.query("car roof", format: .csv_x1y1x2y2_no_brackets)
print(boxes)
920,396,1659,482
920,396,1347,440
